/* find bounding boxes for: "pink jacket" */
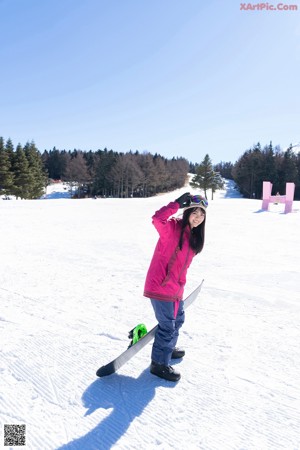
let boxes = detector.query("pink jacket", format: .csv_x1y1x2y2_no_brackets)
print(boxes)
144,202,195,301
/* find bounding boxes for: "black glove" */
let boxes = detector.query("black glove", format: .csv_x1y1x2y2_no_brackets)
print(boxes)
175,192,191,208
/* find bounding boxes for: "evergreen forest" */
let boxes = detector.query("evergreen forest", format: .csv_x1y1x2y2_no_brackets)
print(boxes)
0,136,299,200
0,137,188,199
216,142,300,200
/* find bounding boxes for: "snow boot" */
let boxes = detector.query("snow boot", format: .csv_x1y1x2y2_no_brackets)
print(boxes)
150,361,181,382
171,348,185,359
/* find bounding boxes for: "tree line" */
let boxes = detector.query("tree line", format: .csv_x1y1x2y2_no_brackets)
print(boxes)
215,142,300,199
0,137,189,199
2,135,299,201
42,147,189,198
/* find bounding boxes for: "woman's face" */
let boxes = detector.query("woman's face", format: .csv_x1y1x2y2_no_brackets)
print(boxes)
188,208,205,229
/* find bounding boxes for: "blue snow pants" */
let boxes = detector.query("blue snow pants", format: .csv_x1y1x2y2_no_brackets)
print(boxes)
150,299,185,366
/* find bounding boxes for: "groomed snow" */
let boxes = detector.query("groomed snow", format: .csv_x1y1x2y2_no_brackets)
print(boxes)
1,180,299,450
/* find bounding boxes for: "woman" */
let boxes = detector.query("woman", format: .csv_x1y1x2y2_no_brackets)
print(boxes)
144,192,207,381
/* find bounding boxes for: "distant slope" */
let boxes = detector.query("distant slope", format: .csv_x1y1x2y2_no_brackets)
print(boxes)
42,182,72,199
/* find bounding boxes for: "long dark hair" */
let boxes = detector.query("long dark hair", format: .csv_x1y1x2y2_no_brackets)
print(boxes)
178,207,206,255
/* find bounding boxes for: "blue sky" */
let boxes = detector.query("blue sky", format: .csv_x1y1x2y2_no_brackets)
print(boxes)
1,0,299,164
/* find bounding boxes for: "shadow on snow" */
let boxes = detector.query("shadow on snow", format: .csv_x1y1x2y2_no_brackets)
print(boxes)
56,368,177,450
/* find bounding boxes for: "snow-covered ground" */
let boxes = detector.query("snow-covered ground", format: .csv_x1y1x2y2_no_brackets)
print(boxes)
0,181,72,201
42,182,72,199
1,180,299,450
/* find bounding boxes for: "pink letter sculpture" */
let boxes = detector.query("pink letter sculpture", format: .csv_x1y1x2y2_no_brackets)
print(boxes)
262,181,295,213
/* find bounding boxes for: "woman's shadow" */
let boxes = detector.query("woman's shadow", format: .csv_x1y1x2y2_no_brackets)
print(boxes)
56,367,176,450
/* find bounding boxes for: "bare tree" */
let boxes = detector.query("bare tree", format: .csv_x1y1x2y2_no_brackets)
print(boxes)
64,152,91,197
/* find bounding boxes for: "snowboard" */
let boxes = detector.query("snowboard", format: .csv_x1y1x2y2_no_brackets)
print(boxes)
96,279,204,377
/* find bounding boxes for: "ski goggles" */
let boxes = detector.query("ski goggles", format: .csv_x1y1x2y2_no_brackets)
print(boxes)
190,195,208,208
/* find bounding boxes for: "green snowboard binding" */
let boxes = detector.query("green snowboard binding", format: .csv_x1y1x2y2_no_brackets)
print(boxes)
128,323,148,348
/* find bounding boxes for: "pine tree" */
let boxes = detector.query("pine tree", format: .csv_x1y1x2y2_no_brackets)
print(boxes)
92,149,116,197
190,154,215,198
282,146,298,183
24,141,47,198
43,147,68,180
263,142,276,178
214,161,234,179
232,143,265,198
0,137,14,195
5,138,14,163
11,144,33,199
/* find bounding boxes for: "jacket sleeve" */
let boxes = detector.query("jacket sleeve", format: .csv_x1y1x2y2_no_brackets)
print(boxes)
152,202,179,238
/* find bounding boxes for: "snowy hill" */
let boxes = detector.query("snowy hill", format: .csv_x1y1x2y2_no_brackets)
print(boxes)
215,178,242,199
1,181,299,450
0,181,72,201
42,181,72,199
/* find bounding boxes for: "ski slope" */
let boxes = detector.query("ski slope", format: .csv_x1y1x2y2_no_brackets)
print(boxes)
1,180,299,450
